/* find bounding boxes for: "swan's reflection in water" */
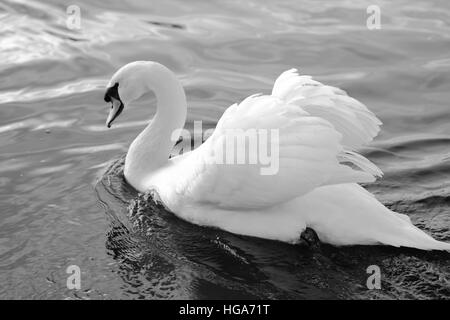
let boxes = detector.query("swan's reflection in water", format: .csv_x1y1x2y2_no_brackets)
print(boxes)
96,157,450,299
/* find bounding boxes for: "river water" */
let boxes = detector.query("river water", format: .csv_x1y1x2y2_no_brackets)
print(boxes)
0,0,449,299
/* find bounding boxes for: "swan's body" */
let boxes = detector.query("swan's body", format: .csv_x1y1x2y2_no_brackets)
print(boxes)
103,61,450,250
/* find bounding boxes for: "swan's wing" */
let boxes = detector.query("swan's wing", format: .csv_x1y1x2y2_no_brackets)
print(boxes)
272,69,381,150
173,71,382,210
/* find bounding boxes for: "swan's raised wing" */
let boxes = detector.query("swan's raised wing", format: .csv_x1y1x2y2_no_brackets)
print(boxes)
272,69,381,150
173,70,382,210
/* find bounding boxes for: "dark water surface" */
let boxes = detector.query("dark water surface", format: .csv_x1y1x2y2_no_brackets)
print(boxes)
0,0,449,299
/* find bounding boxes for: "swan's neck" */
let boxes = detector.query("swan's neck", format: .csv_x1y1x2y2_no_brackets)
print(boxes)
124,64,187,191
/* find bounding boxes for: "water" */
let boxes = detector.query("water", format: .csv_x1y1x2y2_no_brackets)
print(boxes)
0,0,449,299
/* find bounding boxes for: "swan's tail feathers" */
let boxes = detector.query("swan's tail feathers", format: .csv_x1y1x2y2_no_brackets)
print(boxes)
308,185,450,252
381,214,450,251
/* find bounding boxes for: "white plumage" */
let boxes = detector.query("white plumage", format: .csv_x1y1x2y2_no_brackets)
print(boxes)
104,61,450,251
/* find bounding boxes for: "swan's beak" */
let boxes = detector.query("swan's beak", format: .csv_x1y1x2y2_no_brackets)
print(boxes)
106,97,124,128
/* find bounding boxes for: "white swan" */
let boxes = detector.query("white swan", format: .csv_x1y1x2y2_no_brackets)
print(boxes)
103,61,450,251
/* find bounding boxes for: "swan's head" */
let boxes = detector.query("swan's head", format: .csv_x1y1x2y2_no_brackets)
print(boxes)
104,61,154,128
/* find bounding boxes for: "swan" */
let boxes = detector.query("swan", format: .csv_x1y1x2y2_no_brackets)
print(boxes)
103,61,450,251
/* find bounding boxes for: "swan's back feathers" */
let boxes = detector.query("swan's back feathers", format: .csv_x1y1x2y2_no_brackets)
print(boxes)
172,69,383,210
